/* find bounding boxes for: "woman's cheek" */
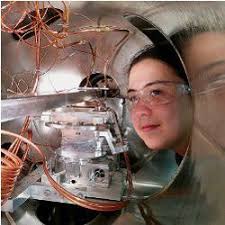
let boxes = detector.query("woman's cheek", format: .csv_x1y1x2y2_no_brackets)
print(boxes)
131,108,140,124
160,104,180,132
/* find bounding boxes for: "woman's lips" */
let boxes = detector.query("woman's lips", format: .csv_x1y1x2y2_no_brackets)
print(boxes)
141,124,160,132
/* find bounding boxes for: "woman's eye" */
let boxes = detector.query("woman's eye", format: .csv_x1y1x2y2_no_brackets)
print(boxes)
129,95,138,103
150,89,162,96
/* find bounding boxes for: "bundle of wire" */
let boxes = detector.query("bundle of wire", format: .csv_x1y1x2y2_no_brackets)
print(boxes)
1,1,131,96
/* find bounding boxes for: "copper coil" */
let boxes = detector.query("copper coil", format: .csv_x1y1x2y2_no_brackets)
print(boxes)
17,159,33,180
1,117,30,203
1,148,23,204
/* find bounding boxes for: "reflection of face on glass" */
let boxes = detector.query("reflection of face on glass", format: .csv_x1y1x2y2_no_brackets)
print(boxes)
173,31,225,148
128,52,193,156
181,32,225,81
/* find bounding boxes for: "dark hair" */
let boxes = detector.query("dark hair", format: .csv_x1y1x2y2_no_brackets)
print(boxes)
128,43,188,83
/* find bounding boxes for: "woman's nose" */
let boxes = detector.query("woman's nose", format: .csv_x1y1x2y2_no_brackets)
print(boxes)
131,101,152,118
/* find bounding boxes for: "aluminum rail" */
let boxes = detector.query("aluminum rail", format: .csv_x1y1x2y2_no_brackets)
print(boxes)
1,89,105,122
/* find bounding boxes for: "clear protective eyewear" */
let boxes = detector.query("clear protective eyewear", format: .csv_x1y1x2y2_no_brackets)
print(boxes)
127,80,191,108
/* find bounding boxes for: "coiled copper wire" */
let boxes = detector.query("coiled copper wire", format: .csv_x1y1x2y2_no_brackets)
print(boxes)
1,130,128,211
1,148,23,205
1,117,31,204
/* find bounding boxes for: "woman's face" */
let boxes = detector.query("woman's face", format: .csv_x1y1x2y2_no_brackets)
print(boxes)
128,58,192,153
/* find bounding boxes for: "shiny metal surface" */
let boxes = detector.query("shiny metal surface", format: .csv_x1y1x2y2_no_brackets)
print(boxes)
1,199,121,225
2,104,128,211
1,1,225,225
1,89,105,122
131,150,178,199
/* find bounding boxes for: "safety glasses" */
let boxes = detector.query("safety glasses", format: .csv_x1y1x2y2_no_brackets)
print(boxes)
127,80,191,108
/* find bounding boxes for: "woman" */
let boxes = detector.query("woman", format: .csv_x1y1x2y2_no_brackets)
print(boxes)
127,44,193,163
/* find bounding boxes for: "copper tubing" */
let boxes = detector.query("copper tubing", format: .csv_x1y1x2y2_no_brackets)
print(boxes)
8,116,30,156
19,129,33,179
1,1,68,49
21,129,32,162
1,117,31,203
4,212,17,225
32,26,41,93
123,152,134,196
1,130,128,211
138,201,162,225
1,148,23,205
2,2,131,51
2,1,131,96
